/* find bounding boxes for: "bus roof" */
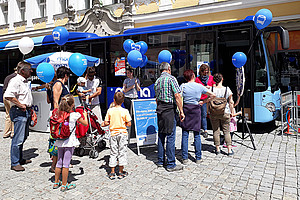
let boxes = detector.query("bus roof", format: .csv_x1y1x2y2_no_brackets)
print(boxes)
0,16,254,51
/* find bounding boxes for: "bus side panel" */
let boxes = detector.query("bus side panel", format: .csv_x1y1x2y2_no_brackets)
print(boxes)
254,89,280,123
106,84,155,108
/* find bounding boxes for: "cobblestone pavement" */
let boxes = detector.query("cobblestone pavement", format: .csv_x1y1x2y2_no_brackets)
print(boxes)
0,112,299,200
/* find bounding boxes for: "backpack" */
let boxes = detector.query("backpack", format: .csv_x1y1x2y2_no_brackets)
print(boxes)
208,87,228,115
49,108,74,140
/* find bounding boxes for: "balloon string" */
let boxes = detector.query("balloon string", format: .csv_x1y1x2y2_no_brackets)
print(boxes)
247,30,261,56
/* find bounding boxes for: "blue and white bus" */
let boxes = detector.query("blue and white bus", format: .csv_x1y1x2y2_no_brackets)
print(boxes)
0,15,289,123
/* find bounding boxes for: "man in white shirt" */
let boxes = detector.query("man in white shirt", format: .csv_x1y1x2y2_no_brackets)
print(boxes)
85,67,103,123
4,61,33,172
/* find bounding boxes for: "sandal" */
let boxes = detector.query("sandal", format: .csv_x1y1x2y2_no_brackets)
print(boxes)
60,183,76,192
107,172,116,180
53,181,62,189
118,171,128,179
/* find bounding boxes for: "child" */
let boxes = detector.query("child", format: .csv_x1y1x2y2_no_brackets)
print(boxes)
101,92,131,180
76,77,92,103
220,101,242,147
53,94,88,192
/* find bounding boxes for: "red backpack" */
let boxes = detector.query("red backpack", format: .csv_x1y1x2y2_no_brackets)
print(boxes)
50,109,73,140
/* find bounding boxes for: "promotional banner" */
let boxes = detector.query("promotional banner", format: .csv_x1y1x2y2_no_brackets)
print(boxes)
106,84,155,108
114,57,126,76
132,99,158,148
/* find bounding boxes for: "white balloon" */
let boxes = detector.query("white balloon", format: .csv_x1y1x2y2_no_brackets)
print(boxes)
18,37,34,55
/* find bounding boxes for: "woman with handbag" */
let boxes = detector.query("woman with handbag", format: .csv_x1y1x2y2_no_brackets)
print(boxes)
208,73,234,156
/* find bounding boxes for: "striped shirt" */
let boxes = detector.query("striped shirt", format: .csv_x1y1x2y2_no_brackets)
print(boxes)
154,72,181,103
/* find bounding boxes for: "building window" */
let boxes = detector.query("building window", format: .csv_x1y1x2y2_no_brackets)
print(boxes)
85,0,91,9
19,1,26,21
39,0,46,17
2,4,8,24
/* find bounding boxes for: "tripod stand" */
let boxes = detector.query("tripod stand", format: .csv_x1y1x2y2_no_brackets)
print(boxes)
234,94,256,150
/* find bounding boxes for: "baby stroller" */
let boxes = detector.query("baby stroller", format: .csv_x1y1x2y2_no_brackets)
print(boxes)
74,101,107,159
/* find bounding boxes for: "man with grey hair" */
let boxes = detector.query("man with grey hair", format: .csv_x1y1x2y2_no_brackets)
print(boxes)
4,61,33,172
154,62,185,172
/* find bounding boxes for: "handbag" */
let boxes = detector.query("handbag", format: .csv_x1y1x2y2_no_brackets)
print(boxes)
30,109,37,127
208,87,228,115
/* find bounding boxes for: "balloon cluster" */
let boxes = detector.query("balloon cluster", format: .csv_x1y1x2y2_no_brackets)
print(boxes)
123,39,148,68
232,9,273,69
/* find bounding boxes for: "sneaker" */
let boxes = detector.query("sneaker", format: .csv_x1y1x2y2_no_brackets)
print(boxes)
166,165,183,172
195,159,203,164
182,159,189,165
11,165,25,172
202,131,208,138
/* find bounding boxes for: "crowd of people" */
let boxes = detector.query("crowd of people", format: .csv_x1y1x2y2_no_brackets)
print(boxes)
2,61,240,191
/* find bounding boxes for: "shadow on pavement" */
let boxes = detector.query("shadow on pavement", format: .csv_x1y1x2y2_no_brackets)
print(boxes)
48,167,84,183
98,155,110,174
23,148,39,160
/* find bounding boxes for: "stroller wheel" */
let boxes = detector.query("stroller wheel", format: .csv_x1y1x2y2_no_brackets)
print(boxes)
97,140,106,150
89,150,99,159
78,148,85,157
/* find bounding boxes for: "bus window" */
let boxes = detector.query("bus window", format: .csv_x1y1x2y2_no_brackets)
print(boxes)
187,31,215,76
254,38,268,91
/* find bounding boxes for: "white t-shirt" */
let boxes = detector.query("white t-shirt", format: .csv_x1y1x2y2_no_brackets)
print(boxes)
86,76,102,105
55,112,81,148
211,86,233,114
4,74,33,107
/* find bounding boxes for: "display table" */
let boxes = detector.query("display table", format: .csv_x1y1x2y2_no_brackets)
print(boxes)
30,91,51,132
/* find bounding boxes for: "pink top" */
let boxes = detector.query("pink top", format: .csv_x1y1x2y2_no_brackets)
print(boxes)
230,117,237,132
195,75,215,100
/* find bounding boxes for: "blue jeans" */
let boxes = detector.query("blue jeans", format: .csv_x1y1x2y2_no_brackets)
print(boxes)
9,106,31,166
157,117,176,169
200,103,207,131
181,130,202,160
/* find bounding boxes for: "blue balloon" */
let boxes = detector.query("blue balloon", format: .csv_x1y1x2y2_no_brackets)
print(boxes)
136,41,148,55
158,50,172,64
68,53,87,76
189,54,193,62
123,39,135,53
140,55,148,67
254,9,272,30
52,26,69,46
36,63,55,83
232,52,247,68
127,50,143,68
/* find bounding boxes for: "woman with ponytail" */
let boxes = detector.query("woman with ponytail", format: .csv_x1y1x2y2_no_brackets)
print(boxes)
209,73,234,156
53,94,88,192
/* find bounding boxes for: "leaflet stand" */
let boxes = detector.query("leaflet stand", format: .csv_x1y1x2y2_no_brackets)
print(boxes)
235,95,256,150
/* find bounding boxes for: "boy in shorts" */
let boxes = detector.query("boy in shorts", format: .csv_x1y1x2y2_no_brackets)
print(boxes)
101,92,131,180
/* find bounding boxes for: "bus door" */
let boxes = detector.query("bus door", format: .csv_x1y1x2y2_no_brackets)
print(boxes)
91,41,107,116
217,26,254,121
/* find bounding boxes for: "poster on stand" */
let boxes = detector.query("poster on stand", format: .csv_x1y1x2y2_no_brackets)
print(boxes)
132,99,158,155
115,57,126,76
